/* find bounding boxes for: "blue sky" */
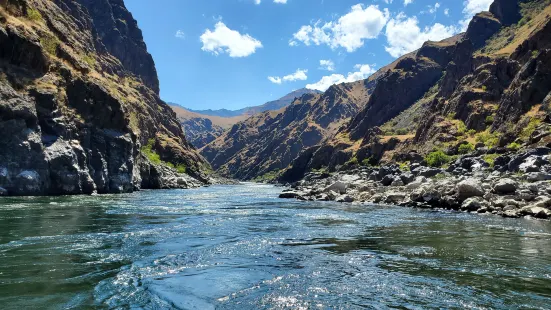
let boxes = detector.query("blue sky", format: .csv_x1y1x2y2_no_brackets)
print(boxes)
126,0,493,110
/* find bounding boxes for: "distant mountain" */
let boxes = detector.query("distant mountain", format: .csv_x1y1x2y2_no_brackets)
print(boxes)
188,88,323,117
170,88,321,148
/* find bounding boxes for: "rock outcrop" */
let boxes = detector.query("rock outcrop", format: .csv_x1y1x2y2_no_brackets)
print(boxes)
0,0,209,196
281,0,551,182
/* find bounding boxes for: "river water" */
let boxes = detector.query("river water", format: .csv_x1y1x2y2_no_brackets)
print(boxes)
0,184,550,309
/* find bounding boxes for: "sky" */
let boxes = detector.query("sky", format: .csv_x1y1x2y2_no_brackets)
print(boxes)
125,0,494,110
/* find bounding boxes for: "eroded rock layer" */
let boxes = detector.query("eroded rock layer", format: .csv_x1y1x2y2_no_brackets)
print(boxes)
0,0,209,196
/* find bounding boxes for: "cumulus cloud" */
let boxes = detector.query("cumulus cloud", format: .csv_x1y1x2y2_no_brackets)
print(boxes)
460,0,493,30
319,59,335,71
289,4,389,52
404,0,414,5
200,22,262,57
384,15,457,57
462,0,493,16
268,69,308,84
306,64,376,91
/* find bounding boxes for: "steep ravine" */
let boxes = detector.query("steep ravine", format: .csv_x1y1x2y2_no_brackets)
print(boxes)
0,0,209,196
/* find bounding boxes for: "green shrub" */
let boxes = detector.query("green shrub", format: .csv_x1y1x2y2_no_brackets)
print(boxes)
395,128,408,135
361,158,372,167
532,50,539,58
346,157,359,166
142,139,161,164
40,34,60,55
507,142,521,151
482,85,487,91
485,115,494,124
27,8,43,22
458,143,475,155
521,118,541,140
457,121,467,135
425,150,451,167
483,153,500,168
467,129,476,136
176,164,187,174
476,131,500,148
398,161,410,171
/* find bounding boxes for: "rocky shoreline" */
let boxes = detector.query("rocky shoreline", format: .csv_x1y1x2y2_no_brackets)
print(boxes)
279,147,551,220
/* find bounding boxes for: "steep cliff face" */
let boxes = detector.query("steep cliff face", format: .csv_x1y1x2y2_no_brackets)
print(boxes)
0,0,209,196
281,0,551,182
200,81,372,180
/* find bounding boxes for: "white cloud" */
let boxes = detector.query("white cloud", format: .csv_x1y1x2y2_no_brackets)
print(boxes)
404,0,414,6
289,4,389,52
306,64,376,91
384,15,457,57
444,8,450,16
428,3,440,14
460,0,493,30
319,59,335,71
254,0,261,4
268,69,308,84
200,22,262,57
175,30,185,39
462,0,493,16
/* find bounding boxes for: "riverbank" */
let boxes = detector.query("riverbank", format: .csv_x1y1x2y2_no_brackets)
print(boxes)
279,147,551,220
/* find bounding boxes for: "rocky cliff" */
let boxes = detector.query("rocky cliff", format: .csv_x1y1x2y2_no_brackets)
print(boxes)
189,88,322,118
200,78,384,180
171,88,322,149
0,0,209,196
281,0,551,182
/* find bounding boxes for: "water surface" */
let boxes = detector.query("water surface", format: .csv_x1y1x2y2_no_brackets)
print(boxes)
0,184,550,309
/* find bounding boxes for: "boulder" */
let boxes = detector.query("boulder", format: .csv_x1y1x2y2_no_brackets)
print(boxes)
461,197,488,212
324,181,348,194
381,175,395,186
14,170,43,196
492,178,518,194
457,178,485,200
502,210,520,218
400,172,415,185
279,191,304,199
336,195,354,203
391,178,405,187
385,192,407,204
418,167,442,178
519,206,551,219
526,172,551,182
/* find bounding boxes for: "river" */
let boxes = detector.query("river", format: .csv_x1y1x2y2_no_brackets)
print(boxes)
0,184,550,309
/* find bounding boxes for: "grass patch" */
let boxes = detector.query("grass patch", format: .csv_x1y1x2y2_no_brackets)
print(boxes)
253,169,280,182
27,8,43,22
82,54,96,67
142,139,162,164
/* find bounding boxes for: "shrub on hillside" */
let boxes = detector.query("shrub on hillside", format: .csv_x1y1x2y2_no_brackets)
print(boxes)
425,150,451,167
